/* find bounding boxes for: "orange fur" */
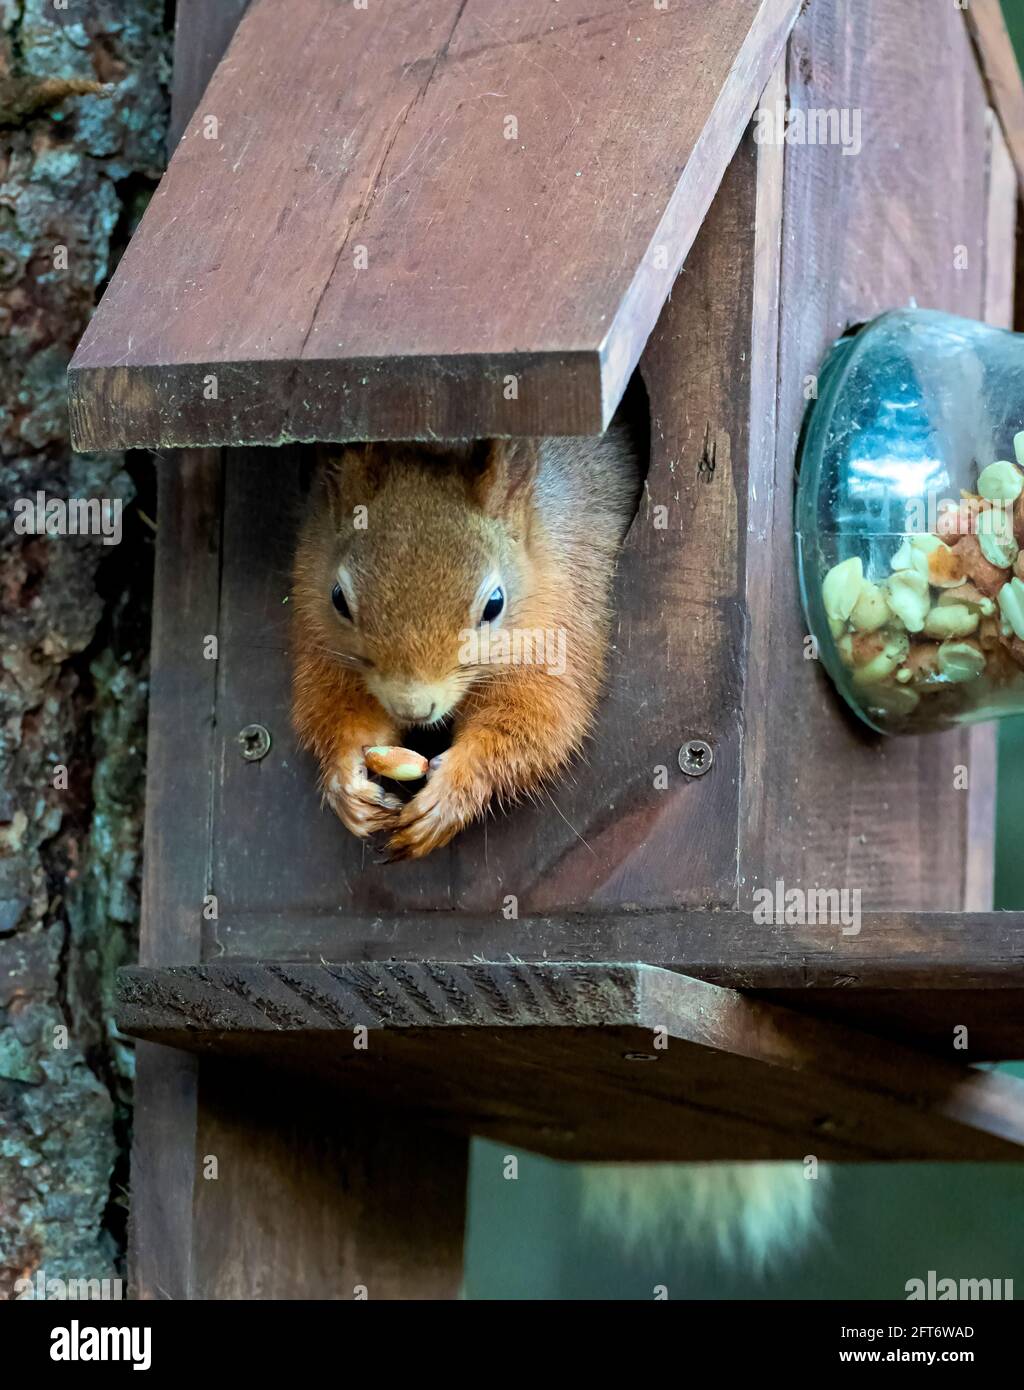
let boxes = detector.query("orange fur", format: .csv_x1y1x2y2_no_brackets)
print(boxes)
291,424,642,859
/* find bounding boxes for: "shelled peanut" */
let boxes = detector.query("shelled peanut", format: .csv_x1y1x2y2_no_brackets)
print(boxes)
364,746,429,780
821,436,1024,726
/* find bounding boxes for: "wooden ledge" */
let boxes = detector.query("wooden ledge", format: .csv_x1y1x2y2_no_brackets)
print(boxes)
116,960,1024,1162
186,909,1024,1058
202,908,1024,987
68,0,801,449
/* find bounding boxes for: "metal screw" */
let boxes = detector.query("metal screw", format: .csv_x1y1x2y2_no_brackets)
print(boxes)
678,739,713,777
623,1052,659,1063
238,723,271,762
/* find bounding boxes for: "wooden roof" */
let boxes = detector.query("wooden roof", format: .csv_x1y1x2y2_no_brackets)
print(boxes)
68,0,801,449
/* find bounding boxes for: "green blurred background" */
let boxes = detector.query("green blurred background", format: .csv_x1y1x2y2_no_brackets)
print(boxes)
463,3,1024,1298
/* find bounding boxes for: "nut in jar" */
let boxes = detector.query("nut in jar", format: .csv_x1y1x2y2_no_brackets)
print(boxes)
821,439,1024,731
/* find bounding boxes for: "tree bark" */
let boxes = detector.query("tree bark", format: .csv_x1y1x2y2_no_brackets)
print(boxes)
0,0,168,1295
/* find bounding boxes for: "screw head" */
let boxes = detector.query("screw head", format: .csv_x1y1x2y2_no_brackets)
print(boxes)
238,723,271,762
678,739,713,777
623,1052,659,1063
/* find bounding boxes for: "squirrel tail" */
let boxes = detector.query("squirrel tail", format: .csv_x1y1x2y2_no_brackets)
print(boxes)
579,1162,828,1269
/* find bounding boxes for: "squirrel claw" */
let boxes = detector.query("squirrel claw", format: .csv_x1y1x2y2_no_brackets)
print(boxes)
324,760,403,840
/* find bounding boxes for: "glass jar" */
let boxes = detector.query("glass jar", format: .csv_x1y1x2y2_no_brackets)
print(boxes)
796,309,1024,735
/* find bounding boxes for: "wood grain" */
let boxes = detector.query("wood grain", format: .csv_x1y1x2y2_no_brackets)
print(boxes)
966,111,1018,912
169,0,252,148
197,907,1024,990
739,0,993,910
984,111,1019,332
192,1068,467,1300
140,453,222,972
116,961,1024,1162
68,0,802,449
762,987,1024,1063
131,451,222,1299
737,54,785,890
195,900,1024,1059
964,0,1024,195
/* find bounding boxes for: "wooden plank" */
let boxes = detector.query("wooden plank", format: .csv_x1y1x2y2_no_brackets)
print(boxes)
738,54,786,888
67,0,802,449
116,961,1024,1161
966,111,1019,912
984,109,1019,331
762,988,1024,1063
964,0,1024,195
196,895,1024,1059
198,906,1024,983
739,0,991,910
192,1068,467,1299
169,0,252,147
139,453,222,972
131,451,222,1299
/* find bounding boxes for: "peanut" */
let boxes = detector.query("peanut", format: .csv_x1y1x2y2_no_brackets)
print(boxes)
997,577,1024,641
887,570,930,632
841,629,910,685
951,533,1007,597
978,459,1024,503
822,556,864,623
922,604,979,640
898,641,942,690
926,540,965,588
937,581,994,615
937,640,986,682
849,580,890,632
977,508,1019,569
364,746,429,781
859,681,920,717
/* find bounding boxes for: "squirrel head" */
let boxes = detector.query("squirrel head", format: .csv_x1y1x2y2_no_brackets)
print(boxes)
294,439,540,726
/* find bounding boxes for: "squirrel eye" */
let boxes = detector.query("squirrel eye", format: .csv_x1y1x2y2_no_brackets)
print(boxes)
331,582,353,621
480,586,504,624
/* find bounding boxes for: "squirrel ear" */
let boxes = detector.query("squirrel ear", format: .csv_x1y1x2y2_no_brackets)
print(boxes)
320,443,384,521
468,439,539,516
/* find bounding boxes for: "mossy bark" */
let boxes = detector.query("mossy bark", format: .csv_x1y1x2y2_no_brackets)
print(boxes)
0,0,169,1294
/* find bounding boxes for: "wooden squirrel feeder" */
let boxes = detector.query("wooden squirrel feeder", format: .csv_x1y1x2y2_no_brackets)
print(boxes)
70,0,1024,1298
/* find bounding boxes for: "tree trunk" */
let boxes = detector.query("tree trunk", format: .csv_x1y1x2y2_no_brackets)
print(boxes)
0,0,169,1295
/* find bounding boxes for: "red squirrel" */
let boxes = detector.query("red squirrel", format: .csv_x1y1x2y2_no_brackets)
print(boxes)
291,403,643,859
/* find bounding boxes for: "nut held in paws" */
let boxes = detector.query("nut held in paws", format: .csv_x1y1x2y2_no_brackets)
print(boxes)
364,746,429,781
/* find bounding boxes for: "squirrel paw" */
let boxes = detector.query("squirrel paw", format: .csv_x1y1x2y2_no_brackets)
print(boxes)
324,752,403,840
384,749,488,860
